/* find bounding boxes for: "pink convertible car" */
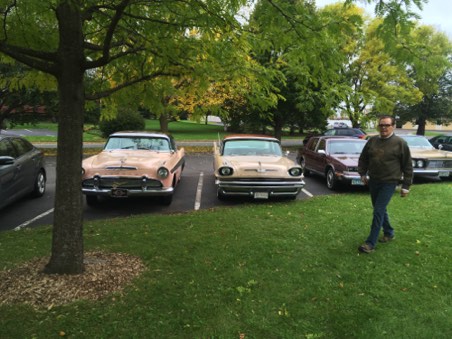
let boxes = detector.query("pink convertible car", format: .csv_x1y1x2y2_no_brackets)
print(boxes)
82,131,185,206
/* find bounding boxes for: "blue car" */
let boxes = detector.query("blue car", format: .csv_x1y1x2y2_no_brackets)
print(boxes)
0,135,46,209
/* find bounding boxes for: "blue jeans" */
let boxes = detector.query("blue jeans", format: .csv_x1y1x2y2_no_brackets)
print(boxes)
366,180,397,247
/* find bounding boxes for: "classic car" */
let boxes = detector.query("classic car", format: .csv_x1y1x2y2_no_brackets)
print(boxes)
0,135,46,209
297,136,367,190
82,131,185,206
400,135,452,179
213,134,305,200
429,133,452,151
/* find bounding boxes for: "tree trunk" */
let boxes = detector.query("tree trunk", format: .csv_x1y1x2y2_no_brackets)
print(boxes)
45,2,85,274
416,116,426,135
159,113,169,132
274,117,283,141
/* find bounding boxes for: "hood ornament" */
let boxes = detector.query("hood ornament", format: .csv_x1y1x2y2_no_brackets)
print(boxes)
257,161,266,173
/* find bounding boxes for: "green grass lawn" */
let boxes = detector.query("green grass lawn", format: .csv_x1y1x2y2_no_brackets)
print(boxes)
8,120,230,143
0,183,450,338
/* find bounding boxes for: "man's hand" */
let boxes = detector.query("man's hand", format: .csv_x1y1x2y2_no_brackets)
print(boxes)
361,176,368,185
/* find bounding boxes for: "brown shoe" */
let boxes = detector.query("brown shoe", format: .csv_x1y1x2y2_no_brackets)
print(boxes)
358,243,374,253
379,235,395,243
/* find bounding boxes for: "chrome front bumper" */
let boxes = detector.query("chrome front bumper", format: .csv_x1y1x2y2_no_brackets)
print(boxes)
215,179,305,197
82,186,174,197
413,168,451,177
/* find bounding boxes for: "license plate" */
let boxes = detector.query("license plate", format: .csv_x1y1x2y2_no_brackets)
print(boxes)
439,171,450,177
254,192,269,199
351,178,364,185
111,188,128,197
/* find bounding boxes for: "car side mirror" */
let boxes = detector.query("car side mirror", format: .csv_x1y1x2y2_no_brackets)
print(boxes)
285,150,290,156
438,144,443,150
0,156,15,165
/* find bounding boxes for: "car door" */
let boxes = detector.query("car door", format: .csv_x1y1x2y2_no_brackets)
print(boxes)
302,137,319,171
309,139,327,174
444,136,452,151
0,138,21,207
9,138,37,197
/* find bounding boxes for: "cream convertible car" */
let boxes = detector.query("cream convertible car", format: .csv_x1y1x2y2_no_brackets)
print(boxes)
82,131,185,206
214,134,305,200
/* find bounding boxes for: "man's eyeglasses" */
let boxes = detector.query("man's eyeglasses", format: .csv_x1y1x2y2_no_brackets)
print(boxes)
378,124,393,128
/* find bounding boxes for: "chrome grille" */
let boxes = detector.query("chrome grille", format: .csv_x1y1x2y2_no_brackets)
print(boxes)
427,160,452,169
82,177,162,189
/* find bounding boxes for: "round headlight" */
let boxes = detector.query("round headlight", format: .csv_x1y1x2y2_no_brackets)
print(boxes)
416,160,424,168
289,167,302,176
157,167,169,178
219,166,233,176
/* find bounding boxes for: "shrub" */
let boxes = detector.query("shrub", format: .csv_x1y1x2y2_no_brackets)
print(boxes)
99,109,145,137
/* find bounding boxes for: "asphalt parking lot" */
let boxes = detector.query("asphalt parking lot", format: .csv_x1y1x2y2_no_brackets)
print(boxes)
1,153,348,231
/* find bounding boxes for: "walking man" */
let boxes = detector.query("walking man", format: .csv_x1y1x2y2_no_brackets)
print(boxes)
357,115,413,253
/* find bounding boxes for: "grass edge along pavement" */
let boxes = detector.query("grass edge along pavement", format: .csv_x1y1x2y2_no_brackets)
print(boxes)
1,183,451,338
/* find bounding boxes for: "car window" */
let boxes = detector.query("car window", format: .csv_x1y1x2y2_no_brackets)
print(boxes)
307,138,319,151
0,139,18,157
105,137,171,151
317,139,326,152
324,130,334,136
402,137,434,148
222,139,282,156
10,138,33,157
328,140,365,154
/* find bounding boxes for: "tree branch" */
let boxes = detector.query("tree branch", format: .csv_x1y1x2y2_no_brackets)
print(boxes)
83,0,131,69
85,70,182,100
0,43,57,74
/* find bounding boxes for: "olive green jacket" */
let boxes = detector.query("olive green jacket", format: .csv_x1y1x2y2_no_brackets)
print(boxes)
358,134,413,189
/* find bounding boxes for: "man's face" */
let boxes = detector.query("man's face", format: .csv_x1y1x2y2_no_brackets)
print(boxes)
378,118,394,138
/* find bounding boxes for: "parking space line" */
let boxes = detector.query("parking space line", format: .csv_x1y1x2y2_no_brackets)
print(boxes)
194,172,204,210
14,208,54,231
302,188,313,198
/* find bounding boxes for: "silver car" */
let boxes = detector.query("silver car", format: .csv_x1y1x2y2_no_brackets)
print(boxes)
0,135,46,209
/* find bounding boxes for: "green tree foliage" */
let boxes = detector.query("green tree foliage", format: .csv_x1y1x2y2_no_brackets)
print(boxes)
246,0,343,137
328,10,423,127
0,0,432,275
0,0,248,274
0,58,57,128
98,108,145,137
393,26,452,134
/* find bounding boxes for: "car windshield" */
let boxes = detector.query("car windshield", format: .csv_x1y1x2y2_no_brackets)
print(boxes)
401,136,434,149
327,140,366,154
104,136,171,151
222,139,282,156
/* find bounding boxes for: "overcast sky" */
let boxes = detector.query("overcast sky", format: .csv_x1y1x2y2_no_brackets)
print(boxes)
315,0,452,38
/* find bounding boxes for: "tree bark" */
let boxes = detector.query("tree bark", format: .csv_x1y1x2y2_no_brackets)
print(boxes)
44,1,85,274
416,116,426,136
159,113,169,133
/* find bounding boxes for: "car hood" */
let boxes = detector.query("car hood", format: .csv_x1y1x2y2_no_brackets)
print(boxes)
83,150,171,170
409,148,452,159
331,154,360,166
220,155,299,176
